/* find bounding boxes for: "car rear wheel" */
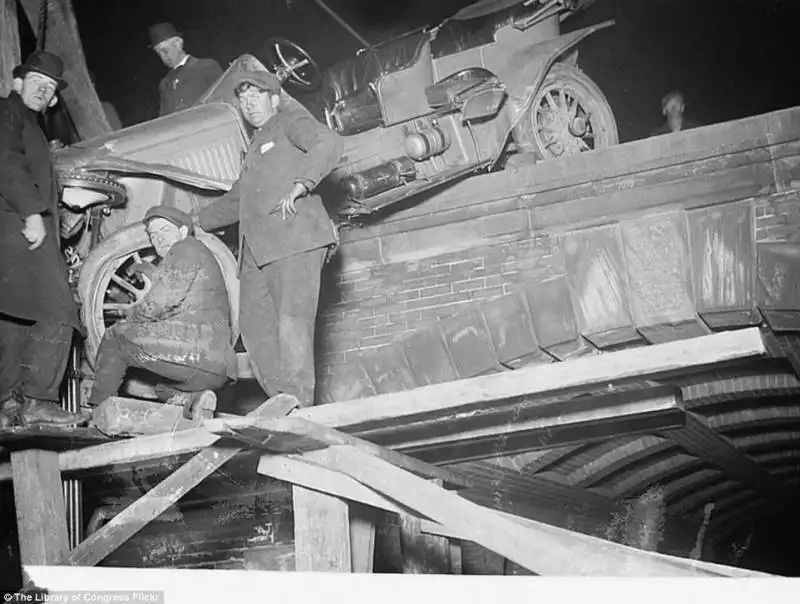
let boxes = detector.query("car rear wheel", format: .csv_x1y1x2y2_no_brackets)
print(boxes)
514,63,618,160
77,223,240,368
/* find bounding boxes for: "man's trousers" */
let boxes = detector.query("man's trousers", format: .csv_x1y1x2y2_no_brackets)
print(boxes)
0,313,73,402
87,324,228,406
239,243,327,407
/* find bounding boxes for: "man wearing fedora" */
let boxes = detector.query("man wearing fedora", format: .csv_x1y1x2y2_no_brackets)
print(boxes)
86,206,236,418
149,22,223,116
0,51,88,427
196,70,343,408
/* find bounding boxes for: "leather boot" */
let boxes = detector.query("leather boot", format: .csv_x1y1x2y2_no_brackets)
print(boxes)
20,396,89,426
0,393,23,429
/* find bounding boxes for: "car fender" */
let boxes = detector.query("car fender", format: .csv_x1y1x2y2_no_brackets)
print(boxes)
489,19,614,162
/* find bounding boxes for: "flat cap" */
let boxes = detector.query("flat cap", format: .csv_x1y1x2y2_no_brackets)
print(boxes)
230,69,282,95
143,205,195,234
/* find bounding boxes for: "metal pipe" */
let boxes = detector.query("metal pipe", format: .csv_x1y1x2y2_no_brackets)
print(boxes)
313,0,372,49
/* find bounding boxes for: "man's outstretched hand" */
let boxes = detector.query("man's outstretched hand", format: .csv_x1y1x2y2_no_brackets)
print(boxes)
23,213,46,250
272,182,308,220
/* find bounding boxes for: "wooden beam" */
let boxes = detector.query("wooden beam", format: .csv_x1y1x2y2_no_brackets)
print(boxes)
349,503,376,573
64,396,297,567
292,485,352,572
0,328,766,481
19,0,110,139
400,478,450,574
661,412,794,502
205,415,476,489
295,328,765,433
313,445,770,576
11,450,69,565
0,0,21,96
386,386,687,464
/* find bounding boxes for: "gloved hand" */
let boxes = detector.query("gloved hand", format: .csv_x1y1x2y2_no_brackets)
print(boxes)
131,262,155,279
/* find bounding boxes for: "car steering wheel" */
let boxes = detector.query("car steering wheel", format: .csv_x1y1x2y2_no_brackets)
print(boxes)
264,38,321,91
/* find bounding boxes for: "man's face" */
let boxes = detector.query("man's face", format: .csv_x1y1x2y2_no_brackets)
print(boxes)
237,85,279,128
16,72,58,113
154,36,185,69
664,96,685,121
146,217,187,258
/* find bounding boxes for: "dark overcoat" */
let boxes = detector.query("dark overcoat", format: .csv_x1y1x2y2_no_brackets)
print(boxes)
158,56,224,116
0,92,80,329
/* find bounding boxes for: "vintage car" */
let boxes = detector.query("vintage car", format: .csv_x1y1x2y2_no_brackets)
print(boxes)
54,0,618,373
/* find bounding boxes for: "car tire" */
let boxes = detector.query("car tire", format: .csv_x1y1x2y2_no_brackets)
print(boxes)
77,222,240,368
513,63,618,160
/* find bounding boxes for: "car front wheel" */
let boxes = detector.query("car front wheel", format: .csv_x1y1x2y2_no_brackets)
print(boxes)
513,63,618,160
77,223,240,369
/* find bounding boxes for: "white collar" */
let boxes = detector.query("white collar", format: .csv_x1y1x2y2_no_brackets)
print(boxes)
174,55,191,69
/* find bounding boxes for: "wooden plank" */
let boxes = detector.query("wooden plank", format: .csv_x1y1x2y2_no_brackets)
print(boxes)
11,450,70,565
387,386,688,465
688,201,757,328
349,503,377,573
292,485,352,572
374,512,404,573
757,241,800,331
620,211,709,343
449,541,463,574
400,511,450,574
400,478,450,574
207,415,476,489
560,225,641,349
524,277,595,360
299,327,764,433
0,0,21,97
64,395,298,566
314,445,768,576
0,327,766,482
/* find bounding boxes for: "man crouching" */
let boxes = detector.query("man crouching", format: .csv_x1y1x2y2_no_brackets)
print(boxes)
86,206,236,417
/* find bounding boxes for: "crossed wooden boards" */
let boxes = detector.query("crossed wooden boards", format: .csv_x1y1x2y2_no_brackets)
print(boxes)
61,394,766,577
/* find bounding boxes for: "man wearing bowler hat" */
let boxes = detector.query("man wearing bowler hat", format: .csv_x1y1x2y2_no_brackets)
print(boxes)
0,51,88,427
149,22,223,116
196,70,343,407
86,205,236,418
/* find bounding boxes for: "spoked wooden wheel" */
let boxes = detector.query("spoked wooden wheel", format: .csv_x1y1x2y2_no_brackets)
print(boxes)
78,223,240,368
515,64,618,160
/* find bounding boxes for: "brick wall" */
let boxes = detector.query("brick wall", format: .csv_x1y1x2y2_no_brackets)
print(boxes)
755,191,800,242
316,234,557,380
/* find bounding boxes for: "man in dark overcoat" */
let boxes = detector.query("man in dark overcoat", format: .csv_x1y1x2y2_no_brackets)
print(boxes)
197,70,343,407
149,22,224,116
0,51,87,426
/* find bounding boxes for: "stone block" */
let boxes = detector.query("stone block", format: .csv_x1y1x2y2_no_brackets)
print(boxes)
401,326,458,386
91,395,216,436
439,309,501,378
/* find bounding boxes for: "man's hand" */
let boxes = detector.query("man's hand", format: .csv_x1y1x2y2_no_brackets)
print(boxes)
273,183,308,221
22,213,46,250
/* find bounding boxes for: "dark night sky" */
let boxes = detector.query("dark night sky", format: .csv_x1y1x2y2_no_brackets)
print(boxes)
71,0,800,142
